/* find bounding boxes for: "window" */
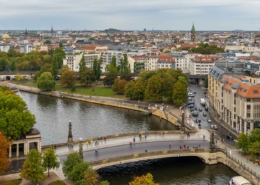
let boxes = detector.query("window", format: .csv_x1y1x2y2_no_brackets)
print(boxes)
247,105,251,109
234,107,236,112
234,114,236,119
234,100,236,105
247,113,250,118
253,90,259,94
247,98,250,102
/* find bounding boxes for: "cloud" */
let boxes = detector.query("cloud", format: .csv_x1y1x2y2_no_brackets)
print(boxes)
0,0,259,30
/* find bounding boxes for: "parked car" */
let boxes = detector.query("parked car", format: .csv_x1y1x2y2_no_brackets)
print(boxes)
227,133,233,140
192,111,198,117
199,107,202,111
188,92,194,97
211,125,218,130
205,106,208,111
207,119,212,123
188,104,194,108
194,107,197,111
190,107,195,112
203,112,207,116
187,101,194,105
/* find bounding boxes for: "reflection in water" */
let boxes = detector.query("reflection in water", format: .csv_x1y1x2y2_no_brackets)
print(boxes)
20,92,178,145
99,157,238,185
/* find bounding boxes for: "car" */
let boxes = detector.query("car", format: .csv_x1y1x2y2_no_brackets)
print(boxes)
190,107,195,112
195,118,198,123
205,106,208,111
194,107,197,111
188,93,194,97
203,112,207,116
193,91,196,94
187,101,194,105
211,125,218,130
207,119,212,123
192,112,198,117
188,104,194,108
199,107,202,111
227,134,233,140
188,97,192,101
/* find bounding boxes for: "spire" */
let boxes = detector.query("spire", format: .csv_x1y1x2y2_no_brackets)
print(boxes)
191,22,196,42
25,28,28,36
191,22,195,32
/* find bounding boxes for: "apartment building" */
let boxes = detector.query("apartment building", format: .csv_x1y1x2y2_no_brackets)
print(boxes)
208,63,260,134
189,55,222,75
63,53,83,71
84,53,101,69
20,44,35,54
0,44,10,52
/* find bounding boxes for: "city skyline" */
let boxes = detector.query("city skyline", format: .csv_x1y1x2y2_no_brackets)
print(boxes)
0,0,260,30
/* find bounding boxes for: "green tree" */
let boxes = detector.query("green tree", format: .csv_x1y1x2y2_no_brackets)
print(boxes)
52,54,59,78
44,40,51,45
145,76,163,101
53,47,66,69
161,76,176,101
0,91,35,140
61,70,77,89
37,72,56,91
81,68,95,86
112,78,119,93
112,79,127,94
99,181,110,185
43,54,52,64
42,148,60,177
82,169,99,185
134,78,145,100
237,133,250,154
59,42,63,48
103,74,117,86
172,81,188,107
249,128,260,143
105,56,117,74
79,55,87,85
129,173,159,185
0,58,8,71
7,49,17,57
0,132,10,174
248,141,260,156
68,162,90,182
178,76,188,89
62,152,83,178
138,71,156,81
93,59,101,81
20,149,46,184
124,80,135,99
119,54,130,75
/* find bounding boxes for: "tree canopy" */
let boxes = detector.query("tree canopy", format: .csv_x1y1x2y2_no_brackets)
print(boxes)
0,132,10,174
0,89,35,140
21,149,46,183
190,43,224,54
61,70,77,89
37,72,56,91
129,173,159,185
42,148,60,177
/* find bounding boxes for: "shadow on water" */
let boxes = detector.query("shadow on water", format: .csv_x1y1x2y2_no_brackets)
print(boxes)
97,157,238,185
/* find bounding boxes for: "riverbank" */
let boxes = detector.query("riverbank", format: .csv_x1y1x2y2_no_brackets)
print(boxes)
0,82,187,130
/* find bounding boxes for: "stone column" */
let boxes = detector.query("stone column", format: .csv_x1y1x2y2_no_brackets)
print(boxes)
9,145,12,158
38,141,41,153
67,121,73,146
16,143,19,157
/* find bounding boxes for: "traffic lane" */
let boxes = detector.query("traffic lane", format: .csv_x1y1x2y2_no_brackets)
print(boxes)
59,140,209,163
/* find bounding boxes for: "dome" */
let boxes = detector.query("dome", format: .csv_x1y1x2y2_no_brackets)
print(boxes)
2,34,10,39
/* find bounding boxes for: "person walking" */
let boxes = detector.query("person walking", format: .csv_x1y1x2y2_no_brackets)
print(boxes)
169,143,172,149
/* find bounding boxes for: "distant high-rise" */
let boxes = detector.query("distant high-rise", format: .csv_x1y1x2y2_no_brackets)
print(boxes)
144,28,146,32
25,28,28,38
191,23,196,42
51,26,54,36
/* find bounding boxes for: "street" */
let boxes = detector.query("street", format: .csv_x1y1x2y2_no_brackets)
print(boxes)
59,140,209,164
188,85,237,147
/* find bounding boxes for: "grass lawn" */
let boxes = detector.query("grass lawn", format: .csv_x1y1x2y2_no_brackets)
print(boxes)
0,179,22,185
12,81,126,99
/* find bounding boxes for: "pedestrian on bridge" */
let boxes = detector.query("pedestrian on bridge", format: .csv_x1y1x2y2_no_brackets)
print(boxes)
169,143,172,149
133,138,135,142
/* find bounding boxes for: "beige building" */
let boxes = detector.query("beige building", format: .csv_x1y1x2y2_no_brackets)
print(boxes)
208,65,260,134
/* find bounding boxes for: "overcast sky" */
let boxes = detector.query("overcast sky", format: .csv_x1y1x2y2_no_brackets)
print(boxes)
0,0,259,30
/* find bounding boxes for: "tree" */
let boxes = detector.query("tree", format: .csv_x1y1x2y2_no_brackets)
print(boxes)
204,77,208,88
161,76,176,101
0,132,10,174
62,152,84,178
37,72,55,91
81,68,95,86
237,133,250,154
79,55,87,85
145,76,163,101
105,56,117,74
178,76,188,89
44,40,51,45
119,54,130,75
124,80,135,99
83,169,99,185
53,47,66,69
134,78,145,100
0,91,36,140
42,148,60,177
20,149,46,184
0,58,8,71
129,173,159,185
172,81,188,107
93,59,101,81
61,70,77,89
99,181,110,185
249,128,260,143
112,79,127,94
59,42,63,48
248,141,260,156
52,54,59,78
138,71,156,81
103,74,117,86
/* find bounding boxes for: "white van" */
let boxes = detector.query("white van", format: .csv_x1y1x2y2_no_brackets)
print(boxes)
188,92,194,97
229,176,252,185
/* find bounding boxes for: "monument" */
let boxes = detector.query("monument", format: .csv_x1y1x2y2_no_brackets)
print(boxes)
67,121,73,146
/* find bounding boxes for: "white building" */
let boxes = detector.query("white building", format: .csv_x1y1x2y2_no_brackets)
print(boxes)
0,44,10,52
189,55,222,75
63,53,83,72
20,44,35,54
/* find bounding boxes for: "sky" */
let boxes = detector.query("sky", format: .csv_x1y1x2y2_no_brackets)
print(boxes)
0,0,260,31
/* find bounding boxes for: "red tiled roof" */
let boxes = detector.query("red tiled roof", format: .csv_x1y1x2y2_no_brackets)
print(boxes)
83,46,97,51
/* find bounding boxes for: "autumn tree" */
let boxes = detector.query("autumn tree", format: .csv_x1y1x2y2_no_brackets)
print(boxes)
37,72,56,91
0,90,35,140
172,81,188,107
134,78,145,100
112,79,127,95
124,81,135,99
42,148,60,177
129,173,159,185
21,149,46,184
82,169,99,185
145,76,163,101
61,70,77,89
81,68,96,86
0,132,10,174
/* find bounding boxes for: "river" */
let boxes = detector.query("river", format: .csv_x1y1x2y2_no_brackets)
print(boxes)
20,91,177,146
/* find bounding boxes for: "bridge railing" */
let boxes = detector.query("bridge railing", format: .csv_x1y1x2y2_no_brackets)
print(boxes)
89,148,210,167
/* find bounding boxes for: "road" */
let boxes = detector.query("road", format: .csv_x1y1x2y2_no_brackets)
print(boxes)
59,140,209,164
188,85,237,147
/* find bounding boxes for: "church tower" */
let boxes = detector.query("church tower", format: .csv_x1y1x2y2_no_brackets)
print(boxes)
25,28,28,38
191,22,196,42
51,26,54,37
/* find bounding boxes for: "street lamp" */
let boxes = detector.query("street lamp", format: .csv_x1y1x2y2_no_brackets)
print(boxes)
79,137,83,158
181,110,185,132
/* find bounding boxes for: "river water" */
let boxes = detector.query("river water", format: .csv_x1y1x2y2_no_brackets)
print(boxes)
20,91,177,146
20,92,238,184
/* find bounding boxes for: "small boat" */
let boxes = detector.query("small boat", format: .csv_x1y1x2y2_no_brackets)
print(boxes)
229,176,252,185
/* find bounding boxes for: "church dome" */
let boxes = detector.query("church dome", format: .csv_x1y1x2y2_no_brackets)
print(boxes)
2,34,10,39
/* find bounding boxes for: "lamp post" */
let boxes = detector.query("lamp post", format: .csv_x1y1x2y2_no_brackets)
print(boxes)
79,137,83,158
181,110,185,132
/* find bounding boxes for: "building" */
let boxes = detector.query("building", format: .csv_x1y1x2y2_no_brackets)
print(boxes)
2,33,11,43
208,62,260,134
63,53,83,72
189,55,222,75
20,44,35,54
191,23,196,42
0,44,10,52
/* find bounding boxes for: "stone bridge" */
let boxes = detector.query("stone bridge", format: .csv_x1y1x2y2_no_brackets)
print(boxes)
88,148,260,185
